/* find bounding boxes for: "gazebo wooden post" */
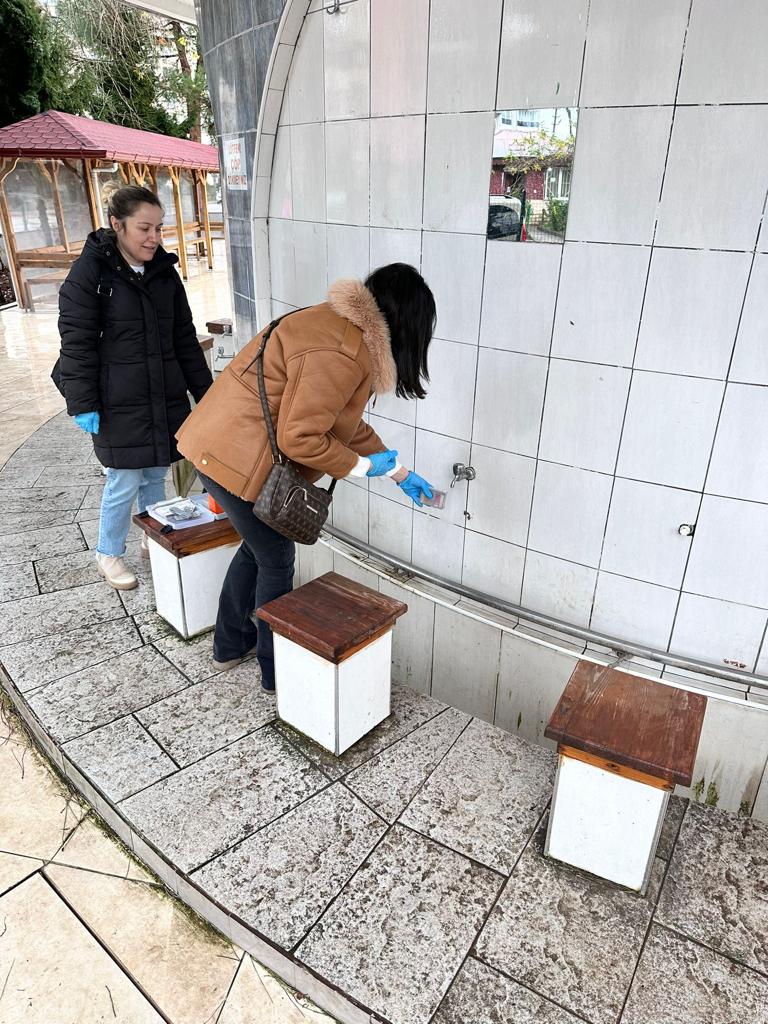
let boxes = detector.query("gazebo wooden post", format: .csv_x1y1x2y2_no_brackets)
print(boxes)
146,166,158,195
0,158,23,308
83,159,100,230
48,161,70,251
168,165,188,280
197,169,213,270
118,163,129,184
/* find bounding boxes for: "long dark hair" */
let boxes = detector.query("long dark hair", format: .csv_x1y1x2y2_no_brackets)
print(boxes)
105,184,162,225
365,263,435,400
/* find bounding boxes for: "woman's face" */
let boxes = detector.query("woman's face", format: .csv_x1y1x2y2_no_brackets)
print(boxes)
111,202,164,265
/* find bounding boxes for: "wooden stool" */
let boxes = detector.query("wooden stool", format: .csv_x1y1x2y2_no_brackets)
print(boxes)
132,514,241,639
257,572,407,755
544,661,707,893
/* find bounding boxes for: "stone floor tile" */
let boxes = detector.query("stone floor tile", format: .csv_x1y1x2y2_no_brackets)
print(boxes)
153,629,230,683
0,874,164,1024
0,463,46,486
0,561,38,604
275,683,450,781
3,485,87,513
63,715,178,802
0,580,125,646
0,851,42,895
53,815,153,883
656,801,768,974
219,956,335,1024
80,481,106,509
117,557,156,615
34,548,102,592
193,784,388,950
0,732,86,861
475,830,661,1024
0,509,77,537
44,863,240,1024
0,616,142,692
2,446,95,468
133,609,175,644
137,660,276,766
0,522,84,564
622,925,768,1024
399,718,556,872
345,707,470,822
74,506,100,522
297,825,502,1024
433,956,582,1024
28,645,192,743
33,464,106,486
655,794,688,861
121,728,327,872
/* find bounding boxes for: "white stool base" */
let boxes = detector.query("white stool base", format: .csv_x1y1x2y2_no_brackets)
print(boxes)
148,539,240,639
545,753,669,893
274,630,392,755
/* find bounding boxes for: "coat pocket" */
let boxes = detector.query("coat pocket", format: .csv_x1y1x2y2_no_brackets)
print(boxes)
198,451,249,496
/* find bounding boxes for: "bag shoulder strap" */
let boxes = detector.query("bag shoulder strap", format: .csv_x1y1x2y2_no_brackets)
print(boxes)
255,315,289,466
251,308,336,493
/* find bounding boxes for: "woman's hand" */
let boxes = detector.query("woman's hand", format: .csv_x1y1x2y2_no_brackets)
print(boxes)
73,412,100,435
366,449,399,476
397,470,434,507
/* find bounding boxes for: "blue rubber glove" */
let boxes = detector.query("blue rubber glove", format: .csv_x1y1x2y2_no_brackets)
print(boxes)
398,471,433,507
366,449,399,477
73,412,100,435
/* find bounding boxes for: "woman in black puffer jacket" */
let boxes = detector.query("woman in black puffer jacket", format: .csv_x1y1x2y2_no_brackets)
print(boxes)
57,185,213,590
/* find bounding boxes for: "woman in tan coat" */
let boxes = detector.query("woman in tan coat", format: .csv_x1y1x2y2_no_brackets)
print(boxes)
176,263,436,692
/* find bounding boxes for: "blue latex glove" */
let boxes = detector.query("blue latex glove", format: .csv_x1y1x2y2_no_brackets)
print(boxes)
73,412,100,435
366,449,399,477
398,470,433,507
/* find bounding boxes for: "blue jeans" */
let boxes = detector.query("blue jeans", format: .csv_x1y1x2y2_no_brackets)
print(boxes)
199,473,295,690
97,466,168,557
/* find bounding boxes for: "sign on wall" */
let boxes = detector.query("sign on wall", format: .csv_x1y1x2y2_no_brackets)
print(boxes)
223,137,248,191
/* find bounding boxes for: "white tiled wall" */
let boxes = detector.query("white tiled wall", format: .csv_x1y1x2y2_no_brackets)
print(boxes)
262,0,768,675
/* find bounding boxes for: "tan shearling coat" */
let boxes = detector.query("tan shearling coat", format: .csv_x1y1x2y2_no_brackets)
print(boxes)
175,280,396,502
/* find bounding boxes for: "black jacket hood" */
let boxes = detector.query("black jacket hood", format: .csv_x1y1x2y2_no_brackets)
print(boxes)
83,228,178,275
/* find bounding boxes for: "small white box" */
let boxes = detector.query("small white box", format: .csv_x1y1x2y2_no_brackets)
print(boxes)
545,753,669,893
274,630,393,755
147,537,240,639
258,572,408,756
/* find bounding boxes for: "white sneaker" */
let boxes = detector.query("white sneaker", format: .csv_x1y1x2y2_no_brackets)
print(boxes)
96,553,138,591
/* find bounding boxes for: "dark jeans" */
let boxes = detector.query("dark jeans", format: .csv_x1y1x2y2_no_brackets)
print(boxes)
199,473,295,689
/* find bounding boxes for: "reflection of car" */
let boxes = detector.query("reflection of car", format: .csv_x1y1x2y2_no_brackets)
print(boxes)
487,194,522,241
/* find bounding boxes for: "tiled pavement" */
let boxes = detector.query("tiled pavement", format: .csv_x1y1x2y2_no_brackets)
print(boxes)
2,413,768,1024
0,695,336,1023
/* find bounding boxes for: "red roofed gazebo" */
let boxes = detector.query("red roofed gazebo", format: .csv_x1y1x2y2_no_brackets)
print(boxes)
0,111,221,309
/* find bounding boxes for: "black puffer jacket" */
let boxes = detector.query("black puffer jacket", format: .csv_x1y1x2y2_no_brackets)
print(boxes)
58,229,213,469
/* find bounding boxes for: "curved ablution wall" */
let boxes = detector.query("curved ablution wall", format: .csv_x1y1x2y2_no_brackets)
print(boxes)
201,0,768,817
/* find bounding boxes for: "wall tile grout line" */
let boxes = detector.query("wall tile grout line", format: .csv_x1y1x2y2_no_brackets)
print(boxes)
587,0,694,641
516,0,594,620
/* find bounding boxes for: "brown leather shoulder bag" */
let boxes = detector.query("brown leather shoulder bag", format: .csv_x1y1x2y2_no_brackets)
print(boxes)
247,312,335,545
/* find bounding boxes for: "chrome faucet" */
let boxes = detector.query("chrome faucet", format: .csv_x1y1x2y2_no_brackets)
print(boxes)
451,463,476,488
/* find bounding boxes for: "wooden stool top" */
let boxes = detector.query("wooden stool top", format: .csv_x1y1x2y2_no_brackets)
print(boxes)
545,661,707,787
132,513,240,559
205,318,232,335
257,572,407,664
